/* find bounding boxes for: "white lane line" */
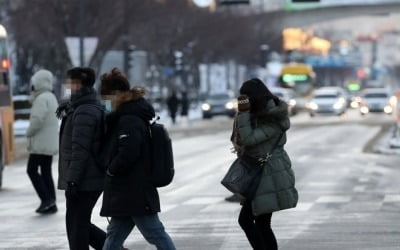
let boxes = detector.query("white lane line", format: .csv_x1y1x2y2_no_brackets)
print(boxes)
383,194,400,203
353,186,366,192
358,177,371,183
316,195,351,203
182,197,223,205
291,202,314,212
297,155,310,163
308,182,336,187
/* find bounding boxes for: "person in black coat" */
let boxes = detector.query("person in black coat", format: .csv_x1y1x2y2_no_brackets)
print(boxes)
56,67,106,250
167,92,179,124
180,91,190,117
99,68,176,250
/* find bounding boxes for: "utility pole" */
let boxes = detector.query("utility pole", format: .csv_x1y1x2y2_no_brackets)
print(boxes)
123,0,129,74
79,0,85,67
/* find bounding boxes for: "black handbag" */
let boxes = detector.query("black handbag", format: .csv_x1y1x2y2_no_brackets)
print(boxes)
221,132,284,200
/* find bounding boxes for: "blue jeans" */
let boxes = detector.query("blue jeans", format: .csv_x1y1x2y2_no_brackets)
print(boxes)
103,214,176,250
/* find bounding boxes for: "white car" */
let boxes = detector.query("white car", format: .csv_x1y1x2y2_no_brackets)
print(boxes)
271,87,298,115
307,87,347,117
359,89,395,116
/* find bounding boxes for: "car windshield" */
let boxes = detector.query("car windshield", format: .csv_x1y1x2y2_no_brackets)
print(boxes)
314,94,338,99
364,93,388,98
208,94,230,100
13,100,31,110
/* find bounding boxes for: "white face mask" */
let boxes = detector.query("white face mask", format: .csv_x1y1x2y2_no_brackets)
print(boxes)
103,100,113,113
64,88,72,99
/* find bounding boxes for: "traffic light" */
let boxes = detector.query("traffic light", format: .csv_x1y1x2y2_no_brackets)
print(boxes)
174,50,184,73
218,0,250,5
292,0,320,2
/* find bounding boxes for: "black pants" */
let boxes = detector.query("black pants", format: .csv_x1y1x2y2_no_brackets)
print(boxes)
66,191,106,250
238,202,277,250
27,154,56,204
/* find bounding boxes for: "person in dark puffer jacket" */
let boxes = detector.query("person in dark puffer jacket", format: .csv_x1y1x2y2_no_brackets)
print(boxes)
99,68,176,250
233,78,298,250
57,67,106,250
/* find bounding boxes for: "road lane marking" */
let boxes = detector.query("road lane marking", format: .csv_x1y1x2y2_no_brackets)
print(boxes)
183,197,223,205
383,194,400,203
316,195,351,203
353,186,366,192
291,202,314,212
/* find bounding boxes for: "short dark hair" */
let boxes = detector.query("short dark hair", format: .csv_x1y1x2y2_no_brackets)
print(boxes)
67,67,96,87
99,68,130,95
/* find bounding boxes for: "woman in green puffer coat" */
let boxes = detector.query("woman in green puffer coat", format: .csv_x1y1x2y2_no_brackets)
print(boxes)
232,78,298,250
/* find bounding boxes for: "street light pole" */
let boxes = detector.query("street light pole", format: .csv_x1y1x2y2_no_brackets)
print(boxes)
79,0,85,67
123,0,129,74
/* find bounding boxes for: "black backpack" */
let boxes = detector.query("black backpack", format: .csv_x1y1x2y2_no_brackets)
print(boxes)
147,121,175,187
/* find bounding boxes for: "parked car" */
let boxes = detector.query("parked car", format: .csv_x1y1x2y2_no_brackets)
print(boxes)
359,88,395,116
271,87,298,116
307,87,347,117
12,95,31,136
201,93,237,119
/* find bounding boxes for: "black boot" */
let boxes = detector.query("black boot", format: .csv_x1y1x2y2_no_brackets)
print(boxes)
36,201,56,214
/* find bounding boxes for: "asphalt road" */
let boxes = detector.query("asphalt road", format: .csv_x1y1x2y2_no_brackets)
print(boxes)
0,110,399,250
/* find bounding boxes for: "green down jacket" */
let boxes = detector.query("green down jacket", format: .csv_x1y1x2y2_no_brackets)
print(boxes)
235,100,298,216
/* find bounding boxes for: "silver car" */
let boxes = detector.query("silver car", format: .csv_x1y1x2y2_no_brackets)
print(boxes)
307,87,347,117
201,93,237,119
359,89,395,115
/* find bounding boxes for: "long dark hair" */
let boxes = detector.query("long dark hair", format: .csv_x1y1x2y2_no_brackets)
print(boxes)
239,78,279,116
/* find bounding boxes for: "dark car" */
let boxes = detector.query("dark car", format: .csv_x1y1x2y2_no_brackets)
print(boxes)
13,95,31,120
201,93,237,119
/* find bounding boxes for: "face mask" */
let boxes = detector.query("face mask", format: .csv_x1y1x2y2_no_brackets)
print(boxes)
64,88,72,99
104,100,113,113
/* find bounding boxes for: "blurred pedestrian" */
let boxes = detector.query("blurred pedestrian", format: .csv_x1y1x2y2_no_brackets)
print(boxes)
167,91,180,124
26,69,59,214
56,67,106,250
180,91,189,117
99,68,176,250
232,78,298,250
180,91,190,126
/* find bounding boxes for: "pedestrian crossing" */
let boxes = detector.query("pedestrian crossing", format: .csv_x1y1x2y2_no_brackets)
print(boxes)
0,125,400,249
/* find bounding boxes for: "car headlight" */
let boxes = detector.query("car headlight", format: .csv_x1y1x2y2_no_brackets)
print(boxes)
202,103,211,111
308,102,318,110
333,102,344,110
351,101,359,108
360,106,369,114
289,99,297,107
389,96,397,107
225,102,234,110
384,105,393,114
338,97,346,104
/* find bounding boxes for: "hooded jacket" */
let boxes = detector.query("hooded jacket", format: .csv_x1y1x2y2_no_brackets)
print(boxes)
26,70,59,156
234,99,298,216
100,96,160,217
57,87,105,191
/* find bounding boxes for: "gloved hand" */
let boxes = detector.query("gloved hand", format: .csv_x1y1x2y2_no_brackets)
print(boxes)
65,182,79,200
237,95,251,112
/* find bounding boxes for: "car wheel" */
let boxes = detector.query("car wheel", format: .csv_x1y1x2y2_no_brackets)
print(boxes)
203,114,212,119
309,113,315,117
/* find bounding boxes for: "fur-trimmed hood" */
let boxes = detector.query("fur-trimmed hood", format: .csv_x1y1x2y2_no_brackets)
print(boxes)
254,99,290,131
